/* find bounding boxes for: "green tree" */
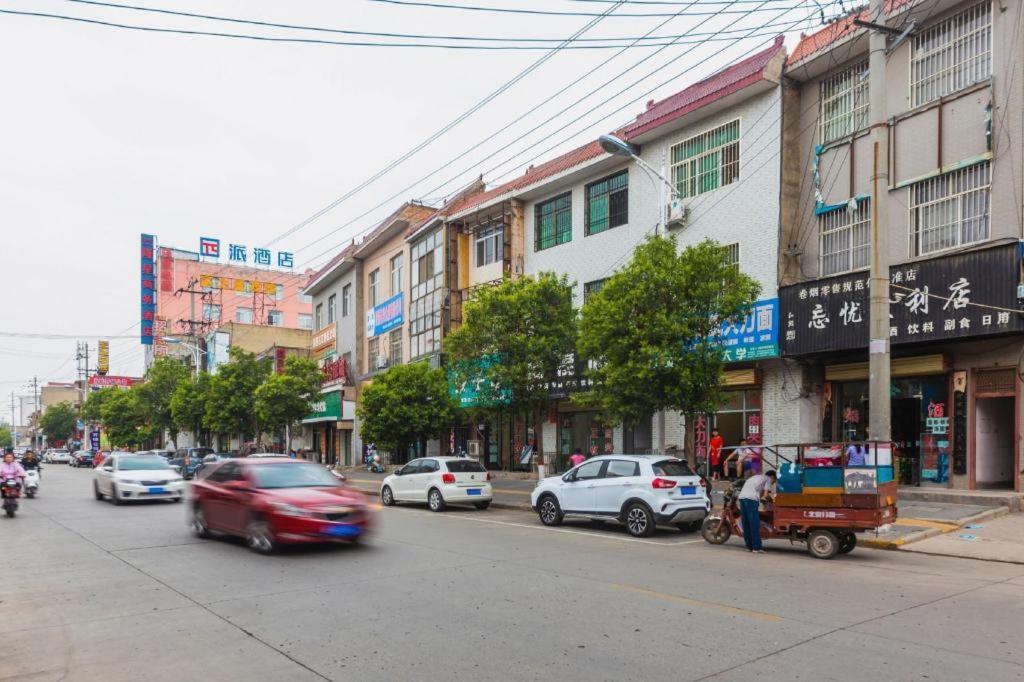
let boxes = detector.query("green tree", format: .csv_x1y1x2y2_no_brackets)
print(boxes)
576,235,760,454
445,272,577,463
0,426,12,449
137,358,191,447
40,402,77,443
170,372,212,447
100,390,148,447
204,347,272,445
254,357,324,449
356,362,458,454
81,387,119,422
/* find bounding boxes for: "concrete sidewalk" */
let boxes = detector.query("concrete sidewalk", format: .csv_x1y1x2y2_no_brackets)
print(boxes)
900,512,1024,564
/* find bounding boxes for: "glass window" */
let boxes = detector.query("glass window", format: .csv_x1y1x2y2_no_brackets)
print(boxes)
342,284,351,317
390,254,403,296
420,459,439,473
235,307,253,324
535,193,572,251
910,161,990,256
410,228,444,359
652,460,695,477
315,303,323,330
299,293,312,304
249,463,340,489
583,279,607,302
475,224,504,267
400,460,423,476
911,2,991,107
820,199,871,276
116,456,170,471
389,328,402,367
298,313,313,330
327,294,336,324
671,120,740,198
586,170,628,235
724,242,740,271
209,462,240,483
267,310,283,326
275,284,285,301
369,269,381,307
605,460,640,478
445,460,486,473
202,303,221,322
368,336,380,372
574,460,605,480
819,62,868,143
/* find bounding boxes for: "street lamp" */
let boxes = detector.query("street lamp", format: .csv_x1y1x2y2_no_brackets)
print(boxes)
162,337,202,374
598,134,680,234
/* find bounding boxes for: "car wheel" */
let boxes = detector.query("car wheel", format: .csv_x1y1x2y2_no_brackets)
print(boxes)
191,506,211,538
381,485,395,507
110,484,122,505
427,488,446,512
701,515,732,544
837,531,857,554
807,529,840,560
538,495,563,526
246,518,276,554
93,481,104,501
623,502,655,538
473,501,491,510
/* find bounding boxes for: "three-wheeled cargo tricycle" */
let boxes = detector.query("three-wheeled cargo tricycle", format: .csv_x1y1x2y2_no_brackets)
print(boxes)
701,442,898,559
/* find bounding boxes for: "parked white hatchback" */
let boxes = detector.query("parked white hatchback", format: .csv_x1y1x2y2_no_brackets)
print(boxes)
531,455,710,537
381,457,493,511
93,453,185,504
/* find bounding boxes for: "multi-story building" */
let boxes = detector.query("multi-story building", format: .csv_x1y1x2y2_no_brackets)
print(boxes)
779,0,1024,490
443,40,789,471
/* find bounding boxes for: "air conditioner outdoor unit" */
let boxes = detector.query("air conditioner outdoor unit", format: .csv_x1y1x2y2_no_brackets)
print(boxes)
667,199,689,228
467,441,480,456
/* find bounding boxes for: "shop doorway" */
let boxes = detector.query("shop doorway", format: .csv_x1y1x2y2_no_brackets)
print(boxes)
892,398,921,486
975,397,1014,489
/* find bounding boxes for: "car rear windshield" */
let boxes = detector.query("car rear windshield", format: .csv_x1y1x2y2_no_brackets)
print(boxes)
249,463,340,489
445,460,487,473
652,460,695,477
119,456,171,471
191,448,214,457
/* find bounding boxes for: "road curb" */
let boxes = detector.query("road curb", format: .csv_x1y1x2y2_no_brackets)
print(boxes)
860,506,1011,550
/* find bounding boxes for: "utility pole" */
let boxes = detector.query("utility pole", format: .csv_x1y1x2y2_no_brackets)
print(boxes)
866,0,891,444
30,376,40,450
10,392,16,448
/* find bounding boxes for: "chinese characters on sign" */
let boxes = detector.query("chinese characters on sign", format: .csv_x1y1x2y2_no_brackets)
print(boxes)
717,298,780,362
780,243,1024,355
366,293,404,338
198,274,277,296
140,234,156,345
200,237,293,269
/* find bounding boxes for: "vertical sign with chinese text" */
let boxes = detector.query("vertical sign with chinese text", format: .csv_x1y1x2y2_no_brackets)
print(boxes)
140,234,156,345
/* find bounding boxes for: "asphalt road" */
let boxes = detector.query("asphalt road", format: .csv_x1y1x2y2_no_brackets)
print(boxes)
5,466,1024,681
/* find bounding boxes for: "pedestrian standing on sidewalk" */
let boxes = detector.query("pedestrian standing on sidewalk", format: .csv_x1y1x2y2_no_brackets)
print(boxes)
738,470,776,553
708,429,724,480
569,448,586,468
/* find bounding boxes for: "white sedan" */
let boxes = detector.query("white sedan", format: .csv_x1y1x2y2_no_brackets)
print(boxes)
381,457,492,511
93,453,185,504
46,449,72,464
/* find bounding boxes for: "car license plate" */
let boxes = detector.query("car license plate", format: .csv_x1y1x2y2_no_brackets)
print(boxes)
321,524,360,538
679,486,696,495
466,488,482,496
148,487,165,494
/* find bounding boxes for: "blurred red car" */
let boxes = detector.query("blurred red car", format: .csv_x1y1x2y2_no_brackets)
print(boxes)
189,459,372,553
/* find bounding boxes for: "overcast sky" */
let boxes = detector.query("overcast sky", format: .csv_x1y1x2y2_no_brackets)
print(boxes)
0,0,818,423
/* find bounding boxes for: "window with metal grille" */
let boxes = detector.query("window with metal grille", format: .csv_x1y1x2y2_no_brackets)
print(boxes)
342,284,351,317
389,328,403,367
475,223,504,266
390,253,403,296
819,199,871,276
910,161,990,256
585,170,628,235
819,62,868,143
671,120,740,198
410,227,444,359
583,278,607,302
267,310,283,327
724,242,740,271
911,2,991,107
535,192,572,251
369,269,380,307
315,303,323,330
367,336,379,372
327,294,336,324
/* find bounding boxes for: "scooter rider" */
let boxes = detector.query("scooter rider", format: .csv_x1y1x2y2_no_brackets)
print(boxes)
1,450,27,486
21,450,42,477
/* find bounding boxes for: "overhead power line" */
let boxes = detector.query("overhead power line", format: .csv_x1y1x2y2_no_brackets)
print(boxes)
364,0,806,17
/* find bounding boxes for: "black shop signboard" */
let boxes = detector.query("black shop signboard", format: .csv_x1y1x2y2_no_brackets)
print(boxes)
781,242,1024,356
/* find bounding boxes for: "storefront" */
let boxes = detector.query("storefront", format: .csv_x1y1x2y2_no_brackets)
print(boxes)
781,242,1024,491
302,389,344,465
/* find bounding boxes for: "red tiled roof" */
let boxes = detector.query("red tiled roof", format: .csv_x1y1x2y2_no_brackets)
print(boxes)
624,36,785,139
788,0,912,66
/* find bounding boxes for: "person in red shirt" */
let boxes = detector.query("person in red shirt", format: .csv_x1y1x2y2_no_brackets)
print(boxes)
708,429,725,480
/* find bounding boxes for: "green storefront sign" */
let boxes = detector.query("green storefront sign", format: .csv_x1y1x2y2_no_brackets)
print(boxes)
448,355,511,409
303,390,342,423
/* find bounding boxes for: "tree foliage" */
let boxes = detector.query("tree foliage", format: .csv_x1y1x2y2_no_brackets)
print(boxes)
356,362,457,453
40,402,77,442
137,358,191,446
100,390,149,447
204,347,272,441
445,272,577,412
0,426,12,449
254,357,324,444
170,373,211,446
576,235,761,425
81,387,119,422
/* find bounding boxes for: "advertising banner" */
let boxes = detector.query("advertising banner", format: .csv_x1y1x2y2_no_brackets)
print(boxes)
717,298,779,362
97,340,109,375
88,376,134,388
140,234,156,345
366,293,404,338
303,390,342,423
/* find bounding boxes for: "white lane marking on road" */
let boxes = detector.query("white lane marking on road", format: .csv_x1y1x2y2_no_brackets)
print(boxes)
397,508,704,546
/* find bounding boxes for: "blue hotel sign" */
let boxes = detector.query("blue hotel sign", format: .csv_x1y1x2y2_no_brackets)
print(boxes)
717,298,779,362
366,293,404,338
199,237,293,269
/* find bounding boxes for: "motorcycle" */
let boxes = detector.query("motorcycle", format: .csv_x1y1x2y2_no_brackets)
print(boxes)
2,478,22,517
365,451,384,474
24,469,40,498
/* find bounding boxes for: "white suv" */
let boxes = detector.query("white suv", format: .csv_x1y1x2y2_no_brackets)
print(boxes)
530,455,709,537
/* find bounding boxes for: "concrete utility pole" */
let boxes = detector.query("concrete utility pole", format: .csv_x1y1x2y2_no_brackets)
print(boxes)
866,0,891,444
30,376,40,450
